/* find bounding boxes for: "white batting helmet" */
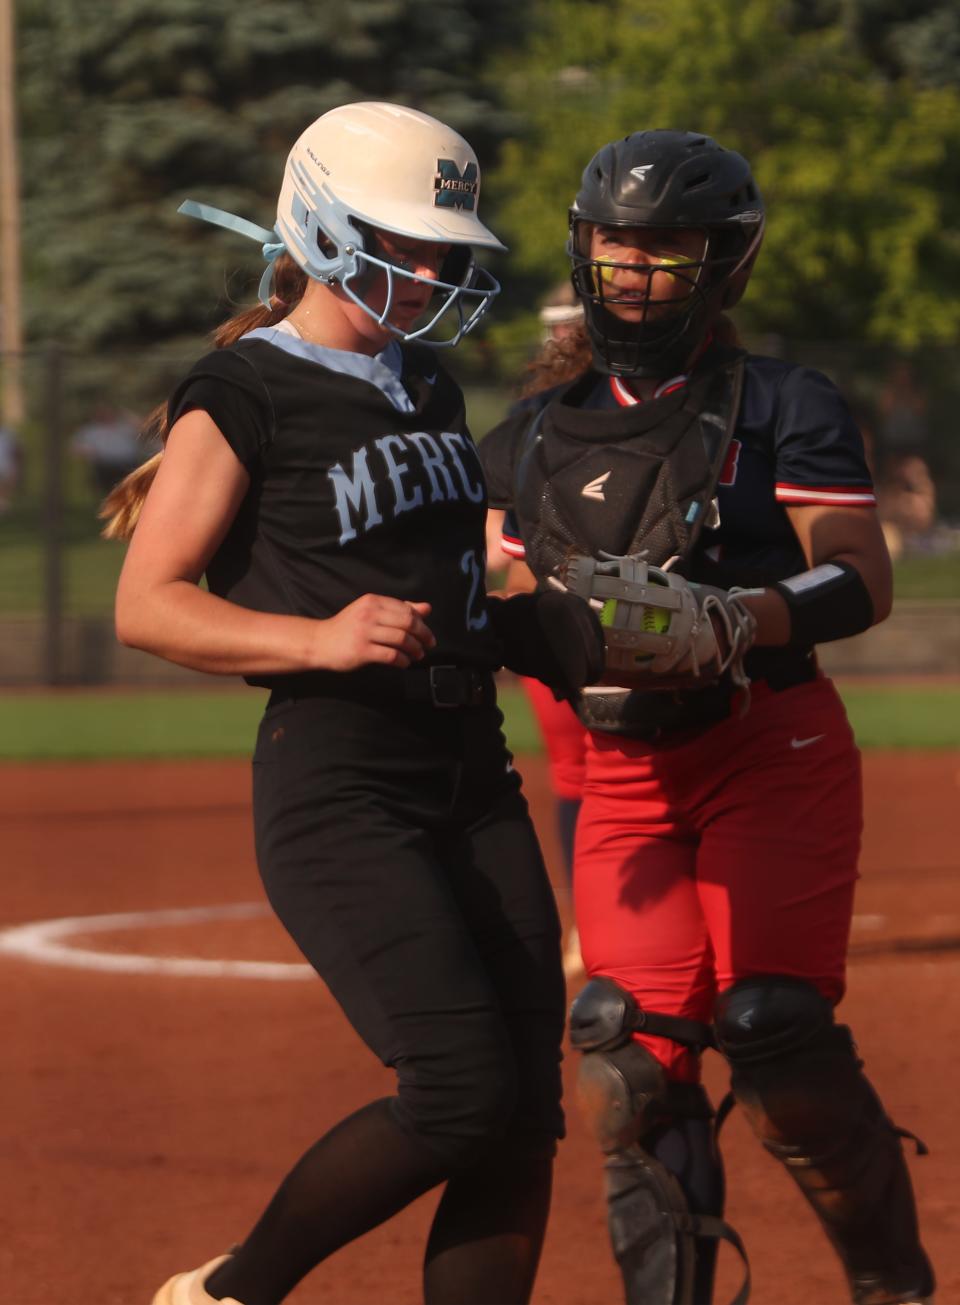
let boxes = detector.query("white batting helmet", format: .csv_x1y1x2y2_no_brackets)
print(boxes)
180,101,505,346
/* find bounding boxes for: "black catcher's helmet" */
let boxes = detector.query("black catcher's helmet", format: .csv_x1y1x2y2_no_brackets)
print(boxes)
568,130,764,378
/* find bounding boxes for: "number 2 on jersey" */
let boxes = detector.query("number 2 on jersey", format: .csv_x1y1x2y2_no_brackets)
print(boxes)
461,549,488,631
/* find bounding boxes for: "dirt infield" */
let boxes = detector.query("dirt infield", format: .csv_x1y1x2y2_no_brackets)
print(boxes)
2,751,958,1305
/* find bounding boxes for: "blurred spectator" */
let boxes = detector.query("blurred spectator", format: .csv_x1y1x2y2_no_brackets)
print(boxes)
874,363,938,558
538,279,583,344
70,403,150,498
0,423,23,516
875,454,937,561
878,360,931,461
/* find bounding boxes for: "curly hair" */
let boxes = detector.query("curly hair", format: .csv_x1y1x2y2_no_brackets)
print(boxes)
520,313,743,399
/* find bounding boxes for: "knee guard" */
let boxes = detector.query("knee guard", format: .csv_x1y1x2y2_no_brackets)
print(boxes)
715,977,934,1305
569,976,717,1153
571,978,749,1305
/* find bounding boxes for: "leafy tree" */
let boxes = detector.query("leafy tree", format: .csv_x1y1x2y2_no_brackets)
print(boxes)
16,0,528,406
789,1,960,89
488,0,960,356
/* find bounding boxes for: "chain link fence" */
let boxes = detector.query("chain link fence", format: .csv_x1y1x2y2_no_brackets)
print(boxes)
1,341,958,685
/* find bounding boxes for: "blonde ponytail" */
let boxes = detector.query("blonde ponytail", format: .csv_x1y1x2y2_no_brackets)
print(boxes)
99,449,164,540
99,253,307,540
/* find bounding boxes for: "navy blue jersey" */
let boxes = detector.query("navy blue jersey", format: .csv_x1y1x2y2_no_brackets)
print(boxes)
486,355,874,592
169,327,501,685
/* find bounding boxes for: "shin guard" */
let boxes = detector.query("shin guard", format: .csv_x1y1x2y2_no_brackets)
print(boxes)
571,978,749,1304
715,978,934,1305
605,1117,749,1305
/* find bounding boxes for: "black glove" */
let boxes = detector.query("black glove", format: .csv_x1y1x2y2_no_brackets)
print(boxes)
487,590,605,699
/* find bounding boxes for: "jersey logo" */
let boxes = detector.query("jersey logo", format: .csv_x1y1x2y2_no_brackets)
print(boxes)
329,431,484,545
791,734,825,750
434,160,479,211
581,471,612,502
718,438,742,487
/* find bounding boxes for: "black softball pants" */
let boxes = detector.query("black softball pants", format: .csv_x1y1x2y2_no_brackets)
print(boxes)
251,690,567,1162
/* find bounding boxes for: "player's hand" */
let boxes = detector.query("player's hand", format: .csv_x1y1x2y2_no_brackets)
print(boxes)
313,595,436,671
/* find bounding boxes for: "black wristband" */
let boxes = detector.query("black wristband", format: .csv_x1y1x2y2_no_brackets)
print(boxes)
774,561,874,647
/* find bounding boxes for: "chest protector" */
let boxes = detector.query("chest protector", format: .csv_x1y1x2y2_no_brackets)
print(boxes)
513,349,746,736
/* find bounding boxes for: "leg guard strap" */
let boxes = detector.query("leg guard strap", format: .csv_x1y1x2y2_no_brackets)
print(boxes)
606,1145,750,1305
571,976,716,1054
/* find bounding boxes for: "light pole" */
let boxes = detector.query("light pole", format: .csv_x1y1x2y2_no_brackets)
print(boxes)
0,0,24,428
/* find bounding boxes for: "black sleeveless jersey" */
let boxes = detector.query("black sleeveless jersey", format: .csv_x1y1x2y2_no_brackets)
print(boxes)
168,328,502,686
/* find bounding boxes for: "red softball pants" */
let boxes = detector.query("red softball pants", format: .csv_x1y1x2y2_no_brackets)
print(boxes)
521,676,588,800
573,676,863,1082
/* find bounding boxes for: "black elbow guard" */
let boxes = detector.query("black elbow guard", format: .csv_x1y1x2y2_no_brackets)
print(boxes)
774,561,874,646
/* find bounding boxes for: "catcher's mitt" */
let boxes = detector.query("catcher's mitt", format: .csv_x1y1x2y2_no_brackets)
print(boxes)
559,554,757,693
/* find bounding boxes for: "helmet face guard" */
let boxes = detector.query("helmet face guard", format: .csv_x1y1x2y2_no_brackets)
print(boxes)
282,155,500,346
276,102,505,347
180,101,505,348
335,241,500,347
568,131,764,378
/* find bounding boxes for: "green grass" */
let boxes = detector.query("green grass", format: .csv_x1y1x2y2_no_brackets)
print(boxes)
0,681,955,762
0,537,126,616
891,551,960,600
0,496,127,616
0,688,268,760
0,516,956,617
462,384,513,440
835,686,960,749
0,685,540,762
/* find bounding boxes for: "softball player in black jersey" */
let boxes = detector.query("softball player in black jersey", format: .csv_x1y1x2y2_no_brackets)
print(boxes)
481,132,934,1305
105,102,602,1305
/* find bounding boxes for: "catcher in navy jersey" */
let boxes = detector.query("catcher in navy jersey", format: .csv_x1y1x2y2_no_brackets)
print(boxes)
104,102,603,1305
481,130,934,1305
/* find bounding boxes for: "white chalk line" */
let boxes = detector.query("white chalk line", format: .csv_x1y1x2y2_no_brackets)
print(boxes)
0,907,955,982
0,903,314,980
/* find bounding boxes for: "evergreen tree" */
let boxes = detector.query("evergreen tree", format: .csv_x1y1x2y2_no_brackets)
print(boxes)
17,0,527,403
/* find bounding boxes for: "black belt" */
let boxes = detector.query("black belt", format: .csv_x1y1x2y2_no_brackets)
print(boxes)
401,664,494,708
263,664,496,711
579,654,818,740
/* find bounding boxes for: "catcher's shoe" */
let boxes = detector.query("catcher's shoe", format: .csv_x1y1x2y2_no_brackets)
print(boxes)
151,1253,241,1305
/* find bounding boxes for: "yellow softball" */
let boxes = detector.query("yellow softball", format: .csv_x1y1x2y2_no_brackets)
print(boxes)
641,603,670,633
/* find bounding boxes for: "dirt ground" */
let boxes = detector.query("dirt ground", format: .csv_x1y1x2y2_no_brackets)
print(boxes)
1,750,957,1305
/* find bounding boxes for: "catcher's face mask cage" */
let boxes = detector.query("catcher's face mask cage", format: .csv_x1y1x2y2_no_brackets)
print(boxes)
567,130,765,378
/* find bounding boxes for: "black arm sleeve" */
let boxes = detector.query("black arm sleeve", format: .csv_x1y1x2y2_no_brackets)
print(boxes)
487,590,604,699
